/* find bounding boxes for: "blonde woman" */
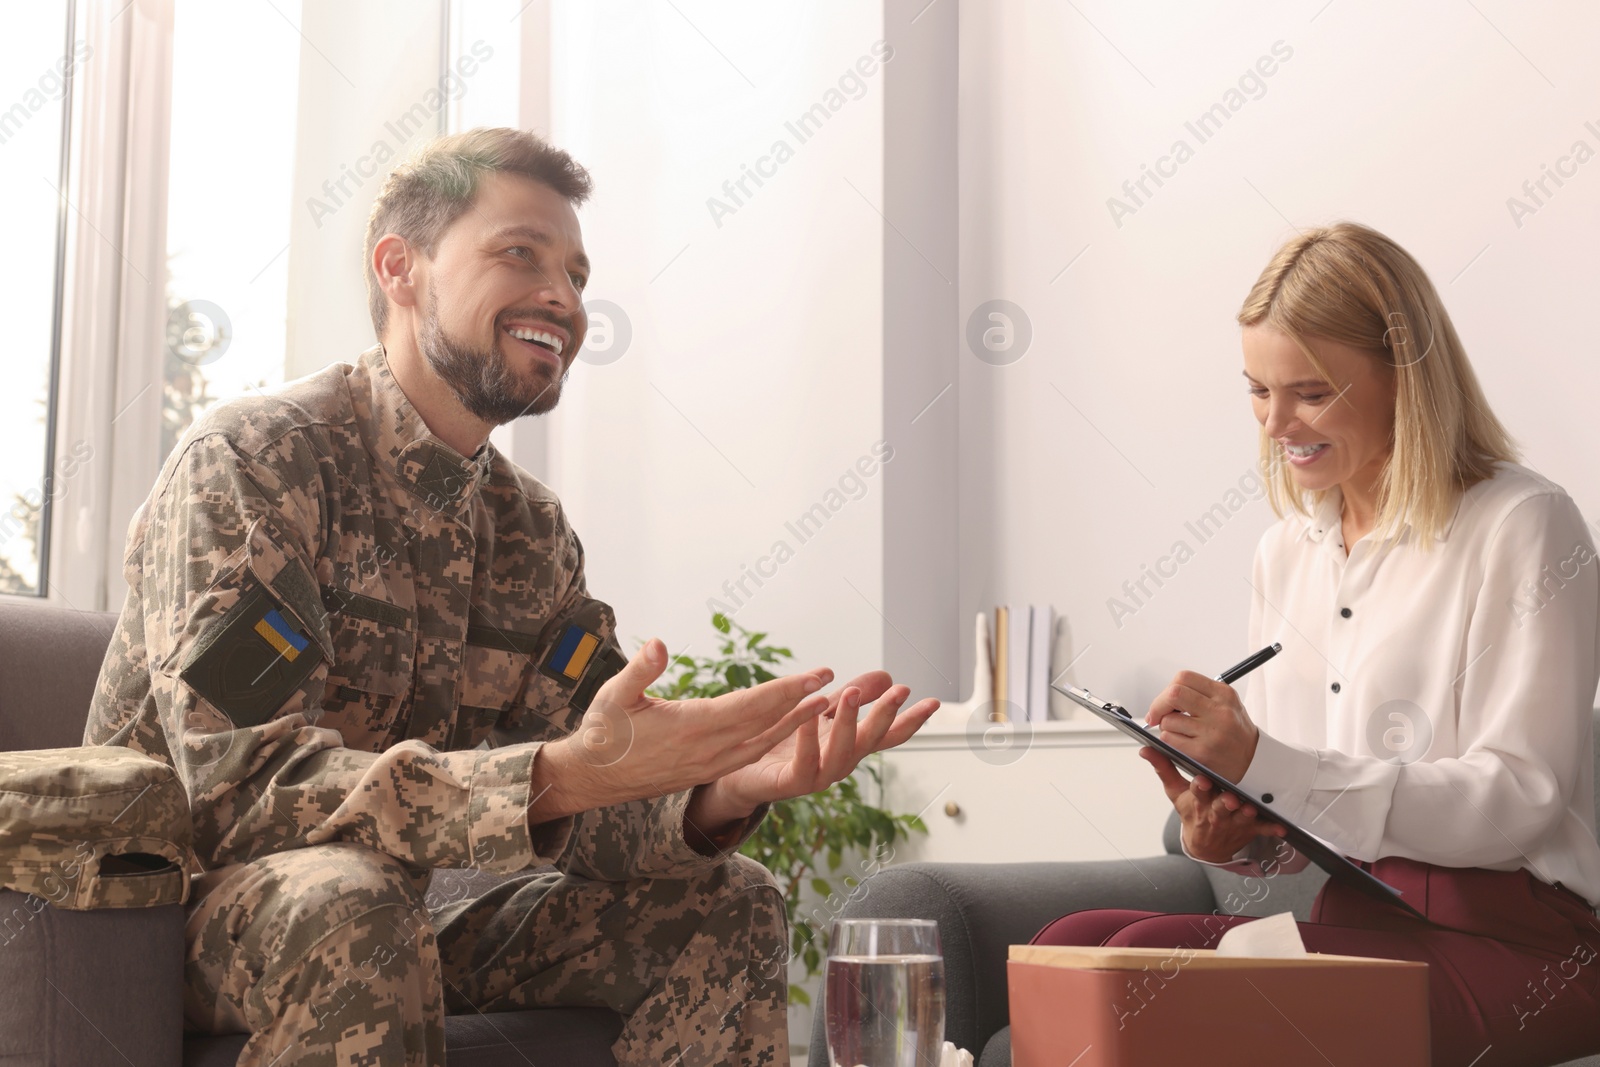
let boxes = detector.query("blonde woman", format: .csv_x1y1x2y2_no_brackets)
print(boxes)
1034,222,1600,1065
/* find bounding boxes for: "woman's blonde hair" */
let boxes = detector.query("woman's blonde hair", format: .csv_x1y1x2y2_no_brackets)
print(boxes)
1237,221,1517,545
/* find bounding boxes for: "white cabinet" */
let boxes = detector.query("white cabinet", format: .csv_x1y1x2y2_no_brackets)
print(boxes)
877,719,1177,866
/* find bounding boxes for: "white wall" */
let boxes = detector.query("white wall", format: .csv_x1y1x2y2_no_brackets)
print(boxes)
271,1,1599,709
271,2,893,683
541,1,889,677
958,0,1600,711
286,0,453,378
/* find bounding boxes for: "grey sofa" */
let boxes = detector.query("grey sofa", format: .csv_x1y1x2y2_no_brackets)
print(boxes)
808,712,1600,1067
0,598,620,1066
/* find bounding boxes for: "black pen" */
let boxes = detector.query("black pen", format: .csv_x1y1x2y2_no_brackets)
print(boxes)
1216,642,1282,685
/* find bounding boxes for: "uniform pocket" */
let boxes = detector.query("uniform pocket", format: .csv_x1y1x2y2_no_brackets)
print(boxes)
325,611,413,695
458,642,532,712
319,607,415,752
455,642,540,750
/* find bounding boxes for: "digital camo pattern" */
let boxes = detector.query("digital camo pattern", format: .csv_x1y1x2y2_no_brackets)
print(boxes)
185,843,787,1066
87,344,778,1064
0,746,198,908
83,344,740,877
435,850,787,1066
183,842,442,1066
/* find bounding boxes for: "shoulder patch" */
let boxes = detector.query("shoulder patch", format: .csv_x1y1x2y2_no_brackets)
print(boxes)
538,623,626,713
180,585,325,727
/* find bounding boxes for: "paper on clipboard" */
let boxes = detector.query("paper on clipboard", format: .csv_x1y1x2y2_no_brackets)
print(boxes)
1052,681,1425,921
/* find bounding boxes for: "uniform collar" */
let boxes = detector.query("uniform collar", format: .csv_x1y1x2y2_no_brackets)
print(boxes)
353,344,494,517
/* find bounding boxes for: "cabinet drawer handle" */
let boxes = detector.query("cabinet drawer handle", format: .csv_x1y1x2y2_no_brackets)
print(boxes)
943,801,961,818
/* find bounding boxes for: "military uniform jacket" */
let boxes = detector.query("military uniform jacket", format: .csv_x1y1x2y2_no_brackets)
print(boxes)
85,344,740,879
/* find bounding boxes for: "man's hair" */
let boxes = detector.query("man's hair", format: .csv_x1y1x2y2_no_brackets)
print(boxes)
1237,220,1517,546
363,127,593,338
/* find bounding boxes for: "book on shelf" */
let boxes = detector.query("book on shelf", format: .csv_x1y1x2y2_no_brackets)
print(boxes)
986,603,1057,723
992,606,1009,722
1008,604,1031,722
1028,603,1054,722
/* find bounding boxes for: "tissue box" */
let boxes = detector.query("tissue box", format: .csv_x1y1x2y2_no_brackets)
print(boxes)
1007,945,1428,1066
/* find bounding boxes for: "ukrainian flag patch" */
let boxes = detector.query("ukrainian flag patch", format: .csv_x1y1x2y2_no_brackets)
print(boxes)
534,600,627,713
544,624,601,682
254,609,310,662
179,585,326,728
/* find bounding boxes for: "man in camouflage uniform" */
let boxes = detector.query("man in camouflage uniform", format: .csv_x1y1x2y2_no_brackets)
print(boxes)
83,127,939,1067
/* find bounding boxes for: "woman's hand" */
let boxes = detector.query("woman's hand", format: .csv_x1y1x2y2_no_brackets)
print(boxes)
1141,669,1281,863
1145,670,1259,783
1141,748,1286,863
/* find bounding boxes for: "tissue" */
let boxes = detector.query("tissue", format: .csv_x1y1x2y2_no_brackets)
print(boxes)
849,1042,971,1067
1214,910,1308,958
938,1041,974,1067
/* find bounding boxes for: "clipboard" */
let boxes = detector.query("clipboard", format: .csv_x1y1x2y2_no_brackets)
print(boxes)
1051,682,1425,921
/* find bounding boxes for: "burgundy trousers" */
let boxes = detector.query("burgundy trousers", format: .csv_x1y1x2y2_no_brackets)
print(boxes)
1032,858,1600,1067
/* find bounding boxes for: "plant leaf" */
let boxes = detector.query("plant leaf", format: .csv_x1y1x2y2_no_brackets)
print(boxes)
703,610,929,984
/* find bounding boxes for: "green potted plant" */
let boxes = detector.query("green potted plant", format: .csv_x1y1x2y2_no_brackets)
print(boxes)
646,613,927,1004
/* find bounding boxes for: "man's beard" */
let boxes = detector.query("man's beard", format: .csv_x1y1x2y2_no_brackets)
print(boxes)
419,292,567,426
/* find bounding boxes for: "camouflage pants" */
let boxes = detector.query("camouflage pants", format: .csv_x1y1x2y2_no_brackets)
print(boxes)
182,842,789,1066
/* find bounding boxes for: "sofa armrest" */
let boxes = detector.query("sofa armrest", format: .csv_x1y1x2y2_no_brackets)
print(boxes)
805,855,1217,1064
0,890,184,1066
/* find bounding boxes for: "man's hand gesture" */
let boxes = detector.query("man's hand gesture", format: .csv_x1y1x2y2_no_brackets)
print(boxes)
691,669,940,829
529,638,940,834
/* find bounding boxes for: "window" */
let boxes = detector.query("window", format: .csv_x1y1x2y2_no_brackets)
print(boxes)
160,0,301,461
13,0,517,609
0,0,76,597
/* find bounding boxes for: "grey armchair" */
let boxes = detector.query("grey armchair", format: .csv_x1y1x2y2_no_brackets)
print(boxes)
808,711,1600,1067
0,599,621,1067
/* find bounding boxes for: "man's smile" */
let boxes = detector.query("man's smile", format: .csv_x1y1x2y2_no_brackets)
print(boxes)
501,320,569,369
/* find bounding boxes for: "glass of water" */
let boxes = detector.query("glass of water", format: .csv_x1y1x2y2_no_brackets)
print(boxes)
825,918,945,1067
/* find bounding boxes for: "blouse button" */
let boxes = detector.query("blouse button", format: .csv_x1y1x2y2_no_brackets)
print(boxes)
1339,607,1352,618
1262,793,1275,804
1330,682,1341,694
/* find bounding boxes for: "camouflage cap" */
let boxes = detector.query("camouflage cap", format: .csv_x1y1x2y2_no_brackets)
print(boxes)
0,746,199,908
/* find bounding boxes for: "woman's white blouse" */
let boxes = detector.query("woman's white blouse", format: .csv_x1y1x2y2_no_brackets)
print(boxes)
1193,462,1600,908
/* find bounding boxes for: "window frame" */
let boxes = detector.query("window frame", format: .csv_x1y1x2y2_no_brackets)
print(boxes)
33,0,176,614
22,0,522,613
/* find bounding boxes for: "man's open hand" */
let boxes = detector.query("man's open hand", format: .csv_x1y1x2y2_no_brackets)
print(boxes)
531,637,833,821
528,639,941,836
689,669,941,827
